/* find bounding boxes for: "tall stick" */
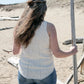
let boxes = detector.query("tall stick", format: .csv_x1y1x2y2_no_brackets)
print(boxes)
70,0,78,84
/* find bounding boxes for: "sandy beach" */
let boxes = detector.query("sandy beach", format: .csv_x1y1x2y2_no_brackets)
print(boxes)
0,0,84,84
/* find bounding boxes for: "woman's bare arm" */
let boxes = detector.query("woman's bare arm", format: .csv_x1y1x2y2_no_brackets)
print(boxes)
13,39,21,55
47,23,77,58
13,7,29,55
13,23,21,55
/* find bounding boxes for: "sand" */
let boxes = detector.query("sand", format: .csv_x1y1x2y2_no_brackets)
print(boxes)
0,1,84,84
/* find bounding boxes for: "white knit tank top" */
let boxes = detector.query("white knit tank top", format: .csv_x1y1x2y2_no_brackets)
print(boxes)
18,21,54,80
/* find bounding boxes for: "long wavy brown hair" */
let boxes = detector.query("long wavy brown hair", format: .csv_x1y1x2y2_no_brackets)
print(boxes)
14,0,47,48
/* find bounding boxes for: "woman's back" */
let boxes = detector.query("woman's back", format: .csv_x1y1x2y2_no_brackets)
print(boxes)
13,1,77,84
18,21,54,80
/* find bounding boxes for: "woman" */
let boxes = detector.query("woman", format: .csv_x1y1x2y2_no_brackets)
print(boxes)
13,0,78,84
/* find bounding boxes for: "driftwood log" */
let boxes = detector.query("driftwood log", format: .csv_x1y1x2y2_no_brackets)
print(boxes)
0,16,19,21
8,57,19,69
63,38,84,45
0,27,13,31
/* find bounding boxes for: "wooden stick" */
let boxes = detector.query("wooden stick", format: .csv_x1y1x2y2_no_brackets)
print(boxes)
65,55,84,84
3,49,12,53
80,38,84,74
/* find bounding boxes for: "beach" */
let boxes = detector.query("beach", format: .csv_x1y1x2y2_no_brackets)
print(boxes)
0,0,84,84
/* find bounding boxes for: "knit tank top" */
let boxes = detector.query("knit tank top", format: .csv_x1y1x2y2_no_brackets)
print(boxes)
18,21,54,80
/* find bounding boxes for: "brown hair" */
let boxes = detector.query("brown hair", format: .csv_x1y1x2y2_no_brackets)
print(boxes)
14,0,47,48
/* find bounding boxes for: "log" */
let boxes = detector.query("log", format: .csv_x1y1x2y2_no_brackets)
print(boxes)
0,16,19,21
0,27,13,31
8,57,19,69
63,38,84,45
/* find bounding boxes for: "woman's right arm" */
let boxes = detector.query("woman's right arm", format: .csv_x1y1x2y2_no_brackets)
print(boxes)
47,23,78,58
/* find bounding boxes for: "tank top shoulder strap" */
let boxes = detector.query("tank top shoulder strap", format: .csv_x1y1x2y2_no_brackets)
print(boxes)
41,21,47,31
43,20,47,27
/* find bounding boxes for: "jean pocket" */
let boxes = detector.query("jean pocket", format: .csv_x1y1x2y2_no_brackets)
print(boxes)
43,69,56,81
40,69,57,84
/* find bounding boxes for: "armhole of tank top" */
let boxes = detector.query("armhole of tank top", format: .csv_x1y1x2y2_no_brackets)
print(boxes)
45,21,49,38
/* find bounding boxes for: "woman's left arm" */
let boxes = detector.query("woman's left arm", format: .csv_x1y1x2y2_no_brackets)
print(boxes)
13,24,21,55
13,17,22,55
13,40,21,55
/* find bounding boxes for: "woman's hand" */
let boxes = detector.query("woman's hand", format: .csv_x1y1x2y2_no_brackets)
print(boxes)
70,45,78,55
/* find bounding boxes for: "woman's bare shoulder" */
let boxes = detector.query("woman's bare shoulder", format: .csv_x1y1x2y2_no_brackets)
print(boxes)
47,22,56,35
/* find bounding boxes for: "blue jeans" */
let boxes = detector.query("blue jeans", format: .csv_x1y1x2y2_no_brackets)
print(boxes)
18,69,57,84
